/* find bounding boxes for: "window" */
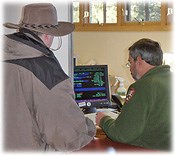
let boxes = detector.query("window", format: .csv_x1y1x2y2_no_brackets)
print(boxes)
72,0,173,31
73,1,80,23
124,1,161,22
88,1,117,24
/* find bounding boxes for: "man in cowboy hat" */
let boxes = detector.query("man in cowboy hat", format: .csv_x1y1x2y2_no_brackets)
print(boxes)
3,3,96,152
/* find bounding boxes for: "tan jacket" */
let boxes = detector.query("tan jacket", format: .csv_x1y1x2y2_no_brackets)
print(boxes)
3,31,96,152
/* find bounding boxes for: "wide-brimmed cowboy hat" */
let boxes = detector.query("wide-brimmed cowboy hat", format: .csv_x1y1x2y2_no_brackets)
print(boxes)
3,3,75,36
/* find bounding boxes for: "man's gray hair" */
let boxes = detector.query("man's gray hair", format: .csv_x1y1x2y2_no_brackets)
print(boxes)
128,38,163,66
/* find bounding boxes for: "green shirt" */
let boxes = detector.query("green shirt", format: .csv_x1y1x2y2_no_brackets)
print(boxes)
100,65,172,150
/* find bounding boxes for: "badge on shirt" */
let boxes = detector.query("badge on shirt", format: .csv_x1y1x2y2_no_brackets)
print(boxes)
125,87,135,103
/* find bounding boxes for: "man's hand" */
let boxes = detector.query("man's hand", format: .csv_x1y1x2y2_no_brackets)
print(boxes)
96,112,107,126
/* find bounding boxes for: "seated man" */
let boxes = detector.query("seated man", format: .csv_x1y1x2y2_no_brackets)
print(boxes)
96,38,172,151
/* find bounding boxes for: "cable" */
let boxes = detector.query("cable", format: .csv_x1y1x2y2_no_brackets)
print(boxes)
50,36,62,51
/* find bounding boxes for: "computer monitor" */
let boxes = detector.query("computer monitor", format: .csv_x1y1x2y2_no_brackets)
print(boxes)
74,65,111,113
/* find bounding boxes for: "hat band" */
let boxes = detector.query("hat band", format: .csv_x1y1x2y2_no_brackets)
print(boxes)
20,23,59,29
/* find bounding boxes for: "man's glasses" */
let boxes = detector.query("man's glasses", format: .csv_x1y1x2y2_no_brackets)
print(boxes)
125,62,131,68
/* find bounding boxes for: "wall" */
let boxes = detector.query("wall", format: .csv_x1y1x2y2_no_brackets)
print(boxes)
73,31,173,90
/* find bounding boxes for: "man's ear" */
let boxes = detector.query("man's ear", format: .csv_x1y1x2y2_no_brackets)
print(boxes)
136,55,143,65
43,34,49,41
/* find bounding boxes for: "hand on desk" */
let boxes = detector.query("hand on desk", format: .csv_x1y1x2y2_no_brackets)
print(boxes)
84,114,157,153
96,112,107,126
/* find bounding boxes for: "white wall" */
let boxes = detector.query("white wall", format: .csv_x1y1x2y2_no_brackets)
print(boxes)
73,31,173,90
52,2,73,76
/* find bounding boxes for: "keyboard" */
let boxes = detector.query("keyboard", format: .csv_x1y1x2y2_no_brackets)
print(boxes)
85,108,119,125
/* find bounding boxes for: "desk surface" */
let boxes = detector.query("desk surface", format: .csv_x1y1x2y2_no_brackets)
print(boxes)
79,137,155,152
78,126,157,153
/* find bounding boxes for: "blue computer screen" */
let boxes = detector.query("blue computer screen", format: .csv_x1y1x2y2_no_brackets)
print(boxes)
74,65,111,109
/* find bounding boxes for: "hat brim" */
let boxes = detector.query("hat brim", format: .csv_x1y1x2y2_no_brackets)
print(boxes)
3,22,75,36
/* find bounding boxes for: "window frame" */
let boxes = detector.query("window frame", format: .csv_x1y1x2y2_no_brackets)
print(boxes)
73,1,173,31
